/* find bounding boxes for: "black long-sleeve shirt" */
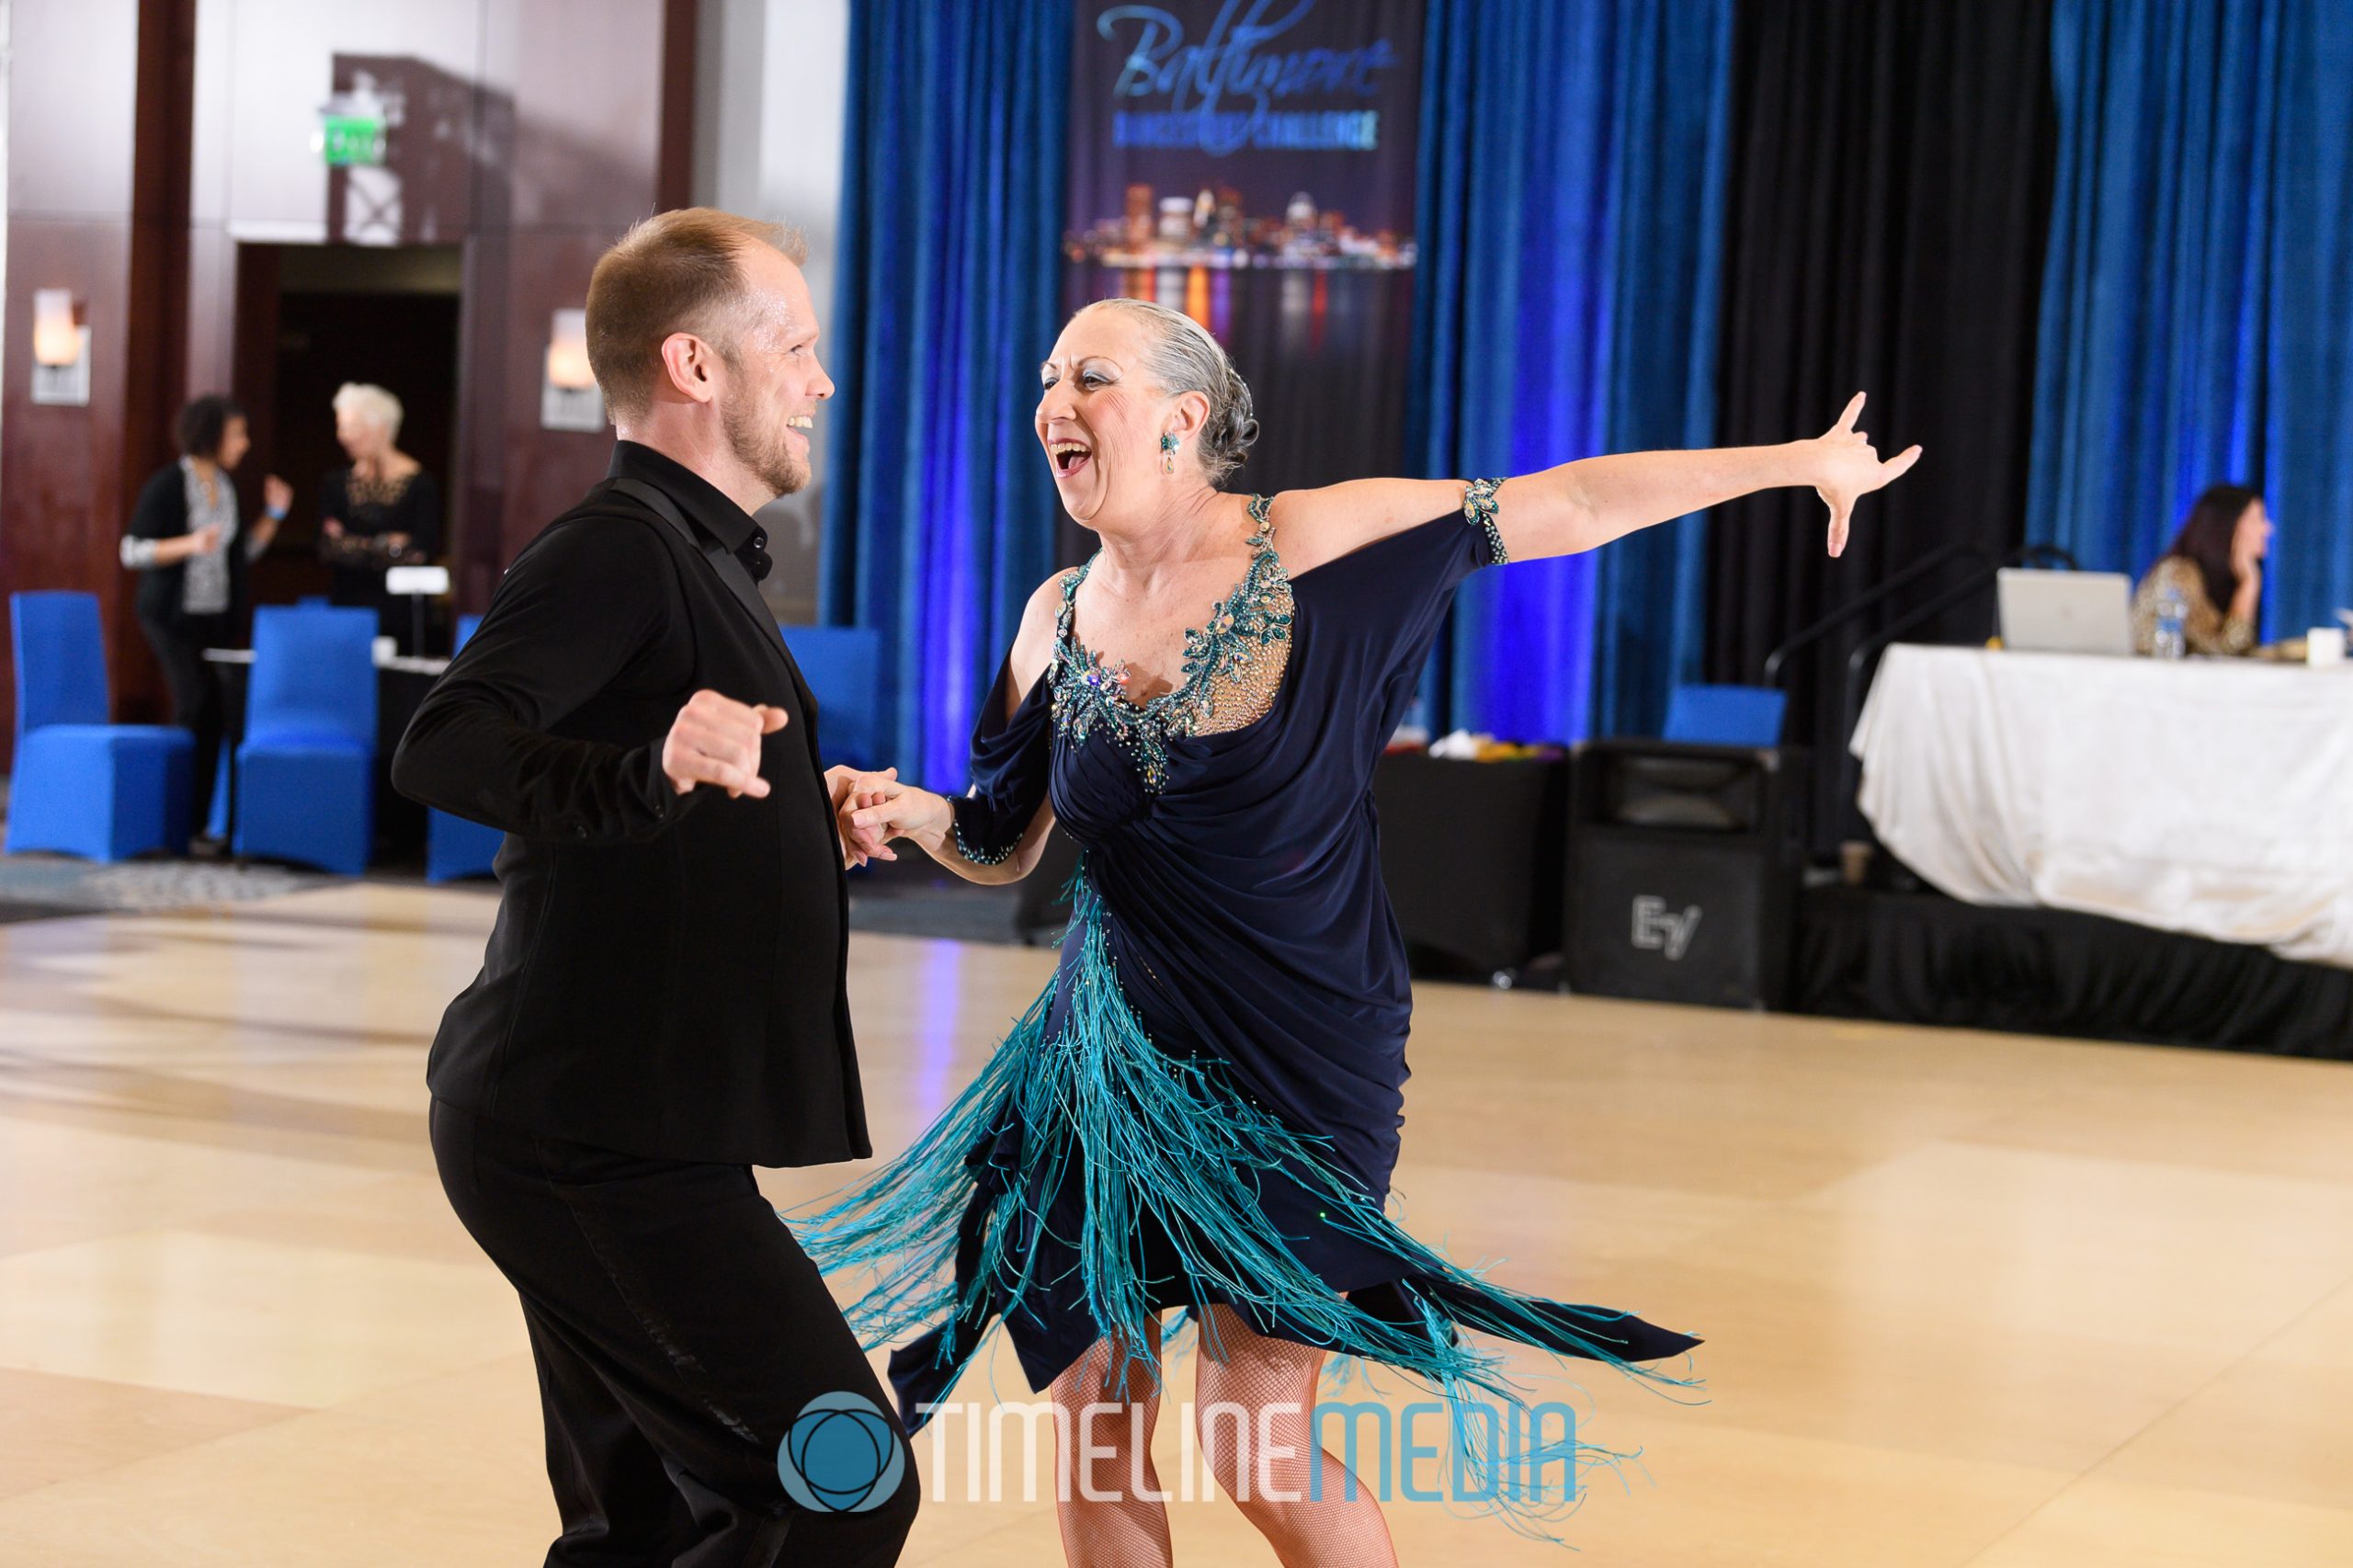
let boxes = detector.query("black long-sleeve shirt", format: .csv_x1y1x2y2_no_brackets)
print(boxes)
393,442,868,1166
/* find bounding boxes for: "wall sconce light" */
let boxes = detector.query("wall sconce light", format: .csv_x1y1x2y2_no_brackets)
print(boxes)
30,289,91,406
540,306,603,431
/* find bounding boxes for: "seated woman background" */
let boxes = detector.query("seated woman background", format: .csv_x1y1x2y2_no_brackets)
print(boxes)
2131,482,2270,655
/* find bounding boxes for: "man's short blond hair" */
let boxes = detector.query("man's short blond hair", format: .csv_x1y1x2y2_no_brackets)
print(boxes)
585,208,809,422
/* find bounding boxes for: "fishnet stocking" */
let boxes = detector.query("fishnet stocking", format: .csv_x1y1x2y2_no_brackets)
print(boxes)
1193,1304,1397,1567
1051,1318,1173,1567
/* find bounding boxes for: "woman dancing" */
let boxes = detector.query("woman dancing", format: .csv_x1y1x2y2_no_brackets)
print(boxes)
805,297,1919,1562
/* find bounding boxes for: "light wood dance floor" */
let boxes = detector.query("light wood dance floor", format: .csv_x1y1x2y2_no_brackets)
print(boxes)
5,880,2352,1565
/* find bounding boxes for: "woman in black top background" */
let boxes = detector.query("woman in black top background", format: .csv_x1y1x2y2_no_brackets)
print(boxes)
119,394,291,835
319,381,440,643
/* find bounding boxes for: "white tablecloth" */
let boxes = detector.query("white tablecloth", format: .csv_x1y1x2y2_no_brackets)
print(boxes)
1850,645,2353,968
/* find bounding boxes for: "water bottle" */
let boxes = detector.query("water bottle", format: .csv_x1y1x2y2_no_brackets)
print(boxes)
2153,585,2187,661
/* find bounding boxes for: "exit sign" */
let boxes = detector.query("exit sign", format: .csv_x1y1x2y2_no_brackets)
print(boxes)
320,113,385,167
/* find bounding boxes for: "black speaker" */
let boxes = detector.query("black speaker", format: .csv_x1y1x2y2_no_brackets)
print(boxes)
1374,751,1571,983
1563,742,1806,1010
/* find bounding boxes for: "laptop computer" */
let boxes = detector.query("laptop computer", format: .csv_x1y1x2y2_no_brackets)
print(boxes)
1996,568,2135,655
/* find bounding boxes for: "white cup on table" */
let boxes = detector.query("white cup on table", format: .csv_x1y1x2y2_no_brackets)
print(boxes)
2308,627,2347,667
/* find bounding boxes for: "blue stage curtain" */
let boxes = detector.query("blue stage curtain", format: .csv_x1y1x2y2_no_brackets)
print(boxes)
2029,0,2353,639
1408,0,1732,742
821,0,1070,790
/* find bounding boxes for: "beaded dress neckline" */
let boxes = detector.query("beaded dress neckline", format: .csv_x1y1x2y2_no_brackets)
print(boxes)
1049,494,1295,792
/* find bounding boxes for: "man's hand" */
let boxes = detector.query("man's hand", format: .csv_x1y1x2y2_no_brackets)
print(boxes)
661,689,786,799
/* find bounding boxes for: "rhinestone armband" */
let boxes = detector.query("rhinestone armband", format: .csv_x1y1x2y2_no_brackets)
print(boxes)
1464,476,1507,565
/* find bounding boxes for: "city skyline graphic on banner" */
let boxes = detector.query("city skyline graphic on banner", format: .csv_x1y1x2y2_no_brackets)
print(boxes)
1063,0,1426,498
1066,0,1423,275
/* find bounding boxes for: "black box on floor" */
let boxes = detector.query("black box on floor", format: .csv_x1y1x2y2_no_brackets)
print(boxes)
1563,741,1806,1011
1375,750,1572,984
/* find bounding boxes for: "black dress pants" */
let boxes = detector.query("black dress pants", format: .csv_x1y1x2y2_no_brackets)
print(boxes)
430,1098,919,1567
139,610,227,832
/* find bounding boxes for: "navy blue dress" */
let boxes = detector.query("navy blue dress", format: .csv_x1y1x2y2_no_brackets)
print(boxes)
795,492,1699,1500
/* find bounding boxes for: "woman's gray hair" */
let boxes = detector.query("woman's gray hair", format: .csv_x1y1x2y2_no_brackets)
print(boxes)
332,381,404,441
1080,297,1260,485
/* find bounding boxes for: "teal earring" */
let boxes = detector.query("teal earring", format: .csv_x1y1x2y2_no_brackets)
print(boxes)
1160,431,1178,476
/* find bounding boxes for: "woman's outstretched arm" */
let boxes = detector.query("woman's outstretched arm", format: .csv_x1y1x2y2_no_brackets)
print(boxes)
1274,392,1922,574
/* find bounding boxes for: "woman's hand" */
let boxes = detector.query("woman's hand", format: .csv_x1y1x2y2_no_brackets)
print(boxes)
155,525,223,564
251,478,289,551
2231,529,2265,587
1807,392,1923,558
825,766,902,868
847,776,954,859
2229,548,2263,622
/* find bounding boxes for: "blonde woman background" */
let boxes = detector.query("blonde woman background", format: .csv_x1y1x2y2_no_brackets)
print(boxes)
318,381,442,642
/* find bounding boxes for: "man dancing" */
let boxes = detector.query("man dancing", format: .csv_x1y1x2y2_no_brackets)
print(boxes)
394,209,915,1567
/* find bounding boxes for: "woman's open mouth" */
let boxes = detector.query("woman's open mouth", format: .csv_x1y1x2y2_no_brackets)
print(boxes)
1049,439,1093,481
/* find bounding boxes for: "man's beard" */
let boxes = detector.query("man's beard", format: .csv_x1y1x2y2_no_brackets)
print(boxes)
722,394,807,497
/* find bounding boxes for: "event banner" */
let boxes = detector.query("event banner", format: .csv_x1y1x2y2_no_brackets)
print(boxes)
1063,0,1427,506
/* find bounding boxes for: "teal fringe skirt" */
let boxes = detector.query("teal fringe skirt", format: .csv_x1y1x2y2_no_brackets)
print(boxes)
787,872,1702,1534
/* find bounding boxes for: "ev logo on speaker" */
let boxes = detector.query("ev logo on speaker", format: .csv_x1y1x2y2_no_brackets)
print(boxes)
1631,896,1702,960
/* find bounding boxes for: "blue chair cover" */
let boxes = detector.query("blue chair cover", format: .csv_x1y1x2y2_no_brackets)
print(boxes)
209,597,350,836
1661,683,1788,748
779,625,881,771
206,744,232,840
6,591,194,860
425,612,504,883
234,606,377,874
